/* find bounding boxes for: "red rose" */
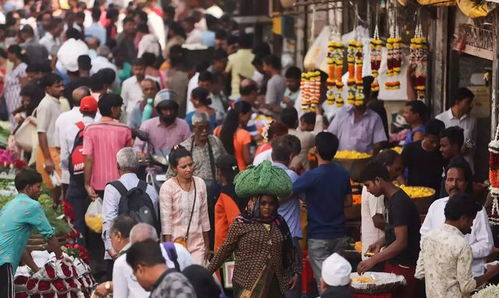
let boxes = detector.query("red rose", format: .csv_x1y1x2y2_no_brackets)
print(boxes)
52,279,67,292
71,265,78,277
13,159,27,169
37,280,51,292
16,292,28,298
26,278,38,291
62,201,76,222
60,263,72,278
66,278,78,289
14,275,29,285
44,263,56,279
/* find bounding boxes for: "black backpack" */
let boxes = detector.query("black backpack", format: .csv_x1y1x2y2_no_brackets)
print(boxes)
109,180,160,233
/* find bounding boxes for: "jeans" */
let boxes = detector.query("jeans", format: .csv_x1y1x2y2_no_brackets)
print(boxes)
285,238,303,298
65,177,90,239
308,238,347,290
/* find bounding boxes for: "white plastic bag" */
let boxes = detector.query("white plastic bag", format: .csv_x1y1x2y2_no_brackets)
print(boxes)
85,198,103,233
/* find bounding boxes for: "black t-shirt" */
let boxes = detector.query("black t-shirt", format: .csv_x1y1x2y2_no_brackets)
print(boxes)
384,189,421,267
402,140,444,192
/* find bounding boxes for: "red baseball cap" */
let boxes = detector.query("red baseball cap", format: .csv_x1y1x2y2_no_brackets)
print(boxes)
79,96,98,112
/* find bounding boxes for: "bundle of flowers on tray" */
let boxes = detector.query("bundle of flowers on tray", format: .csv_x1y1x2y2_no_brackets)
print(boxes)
14,251,96,297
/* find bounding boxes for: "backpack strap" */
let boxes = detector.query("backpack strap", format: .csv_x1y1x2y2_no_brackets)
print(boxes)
137,180,148,192
162,242,180,271
109,180,128,196
75,121,85,131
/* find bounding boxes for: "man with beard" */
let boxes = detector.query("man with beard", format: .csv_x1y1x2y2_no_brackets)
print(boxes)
416,193,499,297
420,160,493,277
133,89,191,157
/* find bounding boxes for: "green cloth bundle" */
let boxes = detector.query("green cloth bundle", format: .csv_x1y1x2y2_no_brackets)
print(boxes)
234,160,292,198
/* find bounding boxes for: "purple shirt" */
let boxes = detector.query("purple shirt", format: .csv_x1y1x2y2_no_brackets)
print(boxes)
134,117,192,154
328,106,387,153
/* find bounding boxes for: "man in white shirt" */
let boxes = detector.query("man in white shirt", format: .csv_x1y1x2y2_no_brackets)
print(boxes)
435,88,477,172
39,18,64,56
416,193,499,298
54,87,91,187
95,222,193,297
121,59,147,120
63,94,97,238
182,16,203,45
420,159,493,277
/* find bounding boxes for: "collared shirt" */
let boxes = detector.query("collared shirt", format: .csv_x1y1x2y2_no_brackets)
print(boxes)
420,196,493,276
57,111,95,184
134,117,191,155
273,162,302,239
37,93,62,147
0,193,55,271
159,242,194,271
435,109,477,169
102,173,158,259
328,106,387,153
112,243,149,298
39,32,61,55
416,224,476,298
150,269,196,298
82,118,132,190
165,135,226,183
360,186,384,259
226,49,255,99
121,76,145,118
85,22,106,46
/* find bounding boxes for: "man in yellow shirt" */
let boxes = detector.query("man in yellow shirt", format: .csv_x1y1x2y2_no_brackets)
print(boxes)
226,33,255,99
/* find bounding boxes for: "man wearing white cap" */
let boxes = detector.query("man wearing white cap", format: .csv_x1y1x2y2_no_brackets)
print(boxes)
320,253,353,298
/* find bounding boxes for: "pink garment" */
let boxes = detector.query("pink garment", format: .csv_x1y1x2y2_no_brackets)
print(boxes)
134,117,191,154
159,176,210,265
82,118,132,191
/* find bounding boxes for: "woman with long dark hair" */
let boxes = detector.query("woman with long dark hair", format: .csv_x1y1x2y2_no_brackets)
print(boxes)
5,45,28,126
213,154,248,252
214,100,252,170
208,161,299,298
159,146,211,265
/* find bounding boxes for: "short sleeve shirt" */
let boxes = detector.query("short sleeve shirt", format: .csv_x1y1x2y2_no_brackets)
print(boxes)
328,106,387,153
36,94,62,147
265,75,287,105
385,189,421,266
0,194,55,271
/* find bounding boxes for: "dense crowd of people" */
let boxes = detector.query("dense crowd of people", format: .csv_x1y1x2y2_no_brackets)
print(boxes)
0,0,497,298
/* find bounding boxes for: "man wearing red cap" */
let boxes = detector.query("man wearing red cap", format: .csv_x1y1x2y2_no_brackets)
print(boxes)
63,95,98,239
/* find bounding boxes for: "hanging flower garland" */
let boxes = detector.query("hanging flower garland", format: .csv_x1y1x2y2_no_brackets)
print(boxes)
327,42,336,105
300,71,321,112
327,41,345,106
354,41,364,106
385,3,401,91
370,26,382,93
409,24,428,100
489,129,499,226
347,41,357,105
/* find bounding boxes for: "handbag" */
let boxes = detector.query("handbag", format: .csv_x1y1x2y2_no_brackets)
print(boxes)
174,178,197,248
13,115,36,152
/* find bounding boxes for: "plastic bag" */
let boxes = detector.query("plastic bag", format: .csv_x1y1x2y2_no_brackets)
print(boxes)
85,198,103,233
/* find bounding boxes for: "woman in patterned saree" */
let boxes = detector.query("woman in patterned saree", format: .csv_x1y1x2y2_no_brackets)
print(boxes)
207,161,299,298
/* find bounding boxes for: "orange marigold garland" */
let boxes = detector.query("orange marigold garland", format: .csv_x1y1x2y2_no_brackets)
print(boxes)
300,71,320,112
489,130,499,226
347,41,357,105
409,24,427,100
300,72,310,112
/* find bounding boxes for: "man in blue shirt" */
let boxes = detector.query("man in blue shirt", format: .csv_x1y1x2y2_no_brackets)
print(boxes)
293,132,352,290
0,169,63,297
271,134,302,298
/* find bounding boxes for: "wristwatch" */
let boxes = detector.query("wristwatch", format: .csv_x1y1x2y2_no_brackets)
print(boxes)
104,281,111,291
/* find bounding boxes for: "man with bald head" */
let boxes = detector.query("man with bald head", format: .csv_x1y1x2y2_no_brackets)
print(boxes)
55,86,92,186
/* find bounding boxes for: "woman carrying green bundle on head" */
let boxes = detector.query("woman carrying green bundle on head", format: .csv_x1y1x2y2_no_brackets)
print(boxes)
207,160,299,298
